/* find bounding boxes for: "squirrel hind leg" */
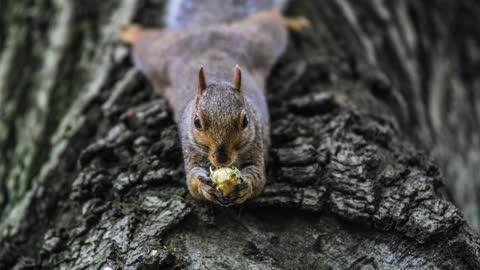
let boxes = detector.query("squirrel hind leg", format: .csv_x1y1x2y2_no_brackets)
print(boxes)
119,23,144,45
283,16,310,31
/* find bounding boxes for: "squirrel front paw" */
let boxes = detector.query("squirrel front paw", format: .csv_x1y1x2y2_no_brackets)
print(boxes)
191,173,228,206
188,168,258,206
224,176,255,205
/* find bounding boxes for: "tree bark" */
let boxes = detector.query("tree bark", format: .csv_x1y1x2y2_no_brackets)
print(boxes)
1,0,480,269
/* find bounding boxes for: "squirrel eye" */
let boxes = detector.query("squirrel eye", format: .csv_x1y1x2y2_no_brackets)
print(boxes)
194,115,202,130
241,115,249,129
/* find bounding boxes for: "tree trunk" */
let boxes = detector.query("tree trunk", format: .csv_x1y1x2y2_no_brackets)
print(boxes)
1,0,480,269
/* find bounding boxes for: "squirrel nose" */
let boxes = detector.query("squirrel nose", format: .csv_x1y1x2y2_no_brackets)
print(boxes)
213,144,231,166
215,150,228,165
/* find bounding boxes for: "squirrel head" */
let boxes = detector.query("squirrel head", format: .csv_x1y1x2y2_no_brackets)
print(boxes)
192,66,253,167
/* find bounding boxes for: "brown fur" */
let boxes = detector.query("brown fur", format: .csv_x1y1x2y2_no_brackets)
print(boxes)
121,10,308,205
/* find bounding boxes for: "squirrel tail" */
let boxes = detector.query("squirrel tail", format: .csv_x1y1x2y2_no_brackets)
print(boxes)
165,0,289,31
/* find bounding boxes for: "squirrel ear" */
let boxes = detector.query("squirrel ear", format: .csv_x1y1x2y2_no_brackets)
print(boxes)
233,65,242,92
198,67,207,94
196,67,207,105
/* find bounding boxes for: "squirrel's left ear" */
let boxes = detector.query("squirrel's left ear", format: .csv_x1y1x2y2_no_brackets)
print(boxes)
233,65,242,92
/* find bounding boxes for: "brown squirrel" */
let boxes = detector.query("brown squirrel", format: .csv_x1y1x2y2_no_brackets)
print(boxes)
120,2,309,206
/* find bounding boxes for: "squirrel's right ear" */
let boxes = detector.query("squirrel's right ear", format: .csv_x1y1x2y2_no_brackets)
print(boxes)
196,67,207,104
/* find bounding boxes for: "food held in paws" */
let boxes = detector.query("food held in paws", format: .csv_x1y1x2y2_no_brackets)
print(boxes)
210,167,244,196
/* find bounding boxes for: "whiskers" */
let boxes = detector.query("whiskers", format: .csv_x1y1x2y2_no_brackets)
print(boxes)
237,131,256,152
184,141,209,154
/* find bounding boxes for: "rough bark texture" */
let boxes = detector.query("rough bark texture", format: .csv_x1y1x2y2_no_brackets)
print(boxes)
330,0,480,232
1,0,480,269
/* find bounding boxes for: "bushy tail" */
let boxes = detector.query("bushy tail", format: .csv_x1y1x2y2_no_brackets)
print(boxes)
165,0,288,31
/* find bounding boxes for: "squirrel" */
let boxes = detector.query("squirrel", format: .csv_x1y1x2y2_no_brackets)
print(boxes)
120,1,309,206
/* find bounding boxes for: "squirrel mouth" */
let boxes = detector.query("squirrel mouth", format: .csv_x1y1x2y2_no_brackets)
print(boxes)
209,159,235,169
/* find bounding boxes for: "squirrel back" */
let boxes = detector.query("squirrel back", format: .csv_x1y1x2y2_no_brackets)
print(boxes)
166,0,288,30
132,11,288,123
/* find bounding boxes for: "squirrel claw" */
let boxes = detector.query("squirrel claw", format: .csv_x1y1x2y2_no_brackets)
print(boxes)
198,175,229,206
225,179,253,205
198,174,214,186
